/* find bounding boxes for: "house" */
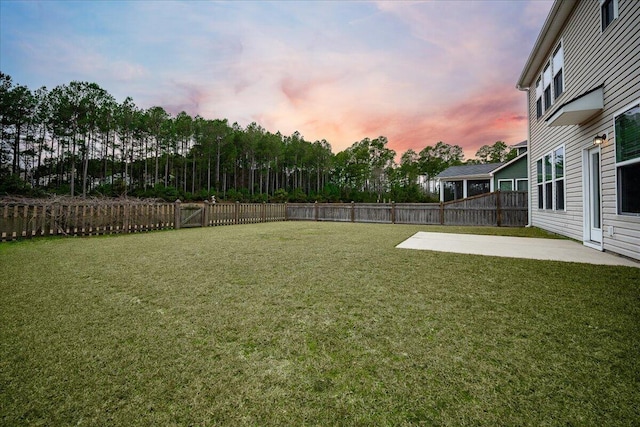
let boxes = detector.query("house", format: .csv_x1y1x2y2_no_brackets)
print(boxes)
437,163,503,202
492,151,529,192
437,141,529,202
511,140,528,156
516,0,640,260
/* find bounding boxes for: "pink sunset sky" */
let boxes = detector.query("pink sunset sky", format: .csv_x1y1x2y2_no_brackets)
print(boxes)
0,0,553,160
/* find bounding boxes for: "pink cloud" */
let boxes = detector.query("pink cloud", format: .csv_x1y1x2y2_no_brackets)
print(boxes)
60,1,537,162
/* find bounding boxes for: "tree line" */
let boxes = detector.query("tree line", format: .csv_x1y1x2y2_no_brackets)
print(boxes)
0,72,516,202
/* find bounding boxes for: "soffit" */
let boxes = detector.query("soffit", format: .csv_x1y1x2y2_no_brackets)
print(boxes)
546,86,604,126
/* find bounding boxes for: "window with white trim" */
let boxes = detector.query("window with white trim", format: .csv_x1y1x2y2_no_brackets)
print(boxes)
537,159,544,209
536,77,543,119
544,153,553,208
516,179,528,192
615,101,640,215
543,63,552,110
498,179,513,191
536,146,565,210
601,0,618,32
554,146,565,210
552,44,564,99
535,42,564,118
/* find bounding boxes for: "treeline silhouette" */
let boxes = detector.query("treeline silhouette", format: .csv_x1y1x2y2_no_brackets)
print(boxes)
1,72,499,202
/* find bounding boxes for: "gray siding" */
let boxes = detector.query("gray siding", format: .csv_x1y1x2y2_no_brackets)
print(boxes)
524,0,640,260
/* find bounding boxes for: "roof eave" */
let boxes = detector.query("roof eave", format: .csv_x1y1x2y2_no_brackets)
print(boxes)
516,0,579,89
438,174,493,181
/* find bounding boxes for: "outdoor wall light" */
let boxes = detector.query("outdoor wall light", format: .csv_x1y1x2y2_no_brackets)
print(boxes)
593,134,607,145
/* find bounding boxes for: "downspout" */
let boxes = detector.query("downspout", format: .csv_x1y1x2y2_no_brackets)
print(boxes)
517,84,533,227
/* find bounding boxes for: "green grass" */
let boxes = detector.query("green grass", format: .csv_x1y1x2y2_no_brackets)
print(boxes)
1,222,639,426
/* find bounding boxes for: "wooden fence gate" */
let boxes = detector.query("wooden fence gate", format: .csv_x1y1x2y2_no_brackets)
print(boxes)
176,202,204,228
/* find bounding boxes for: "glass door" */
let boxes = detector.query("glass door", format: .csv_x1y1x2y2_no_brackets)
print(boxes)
587,147,602,243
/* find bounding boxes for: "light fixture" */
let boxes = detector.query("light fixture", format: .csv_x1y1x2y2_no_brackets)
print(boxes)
593,133,607,145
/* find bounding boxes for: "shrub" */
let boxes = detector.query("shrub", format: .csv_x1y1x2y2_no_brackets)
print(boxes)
270,189,289,203
0,175,46,197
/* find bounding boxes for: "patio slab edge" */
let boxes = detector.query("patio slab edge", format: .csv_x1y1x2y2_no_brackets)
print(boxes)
396,232,639,268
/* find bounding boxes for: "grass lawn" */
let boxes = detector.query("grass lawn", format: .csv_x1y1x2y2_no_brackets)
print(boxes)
1,222,639,426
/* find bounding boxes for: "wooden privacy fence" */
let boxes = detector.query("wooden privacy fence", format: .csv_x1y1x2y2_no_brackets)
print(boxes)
1,201,286,242
175,201,286,228
0,192,526,241
286,191,528,227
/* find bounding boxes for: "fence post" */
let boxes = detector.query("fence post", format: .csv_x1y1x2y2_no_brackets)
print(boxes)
202,200,209,227
496,191,502,227
284,202,288,221
235,201,240,224
439,202,444,225
351,201,355,222
314,201,319,221
262,202,266,223
123,204,130,234
391,202,396,224
174,199,181,229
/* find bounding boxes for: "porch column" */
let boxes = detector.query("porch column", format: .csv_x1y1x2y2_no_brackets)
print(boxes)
463,179,468,199
440,180,445,202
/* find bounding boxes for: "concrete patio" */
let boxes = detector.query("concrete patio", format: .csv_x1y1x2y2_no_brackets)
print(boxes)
396,232,639,268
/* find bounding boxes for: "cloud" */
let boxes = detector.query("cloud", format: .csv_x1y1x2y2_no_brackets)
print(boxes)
1,0,553,160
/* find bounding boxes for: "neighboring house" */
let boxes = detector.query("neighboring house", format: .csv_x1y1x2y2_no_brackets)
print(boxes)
516,0,640,260
492,152,529,192
437,163,503,202
437,141,529,202
511,140,528,156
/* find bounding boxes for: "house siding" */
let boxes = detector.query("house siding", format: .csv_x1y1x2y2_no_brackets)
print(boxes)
525,0,640,260
493,156,528,189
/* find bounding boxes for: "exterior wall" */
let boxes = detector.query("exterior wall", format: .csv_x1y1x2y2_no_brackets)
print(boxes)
525,0,640,260
493,156,528,190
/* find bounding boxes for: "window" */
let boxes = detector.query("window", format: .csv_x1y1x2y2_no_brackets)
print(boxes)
544,153,553,209
615,101,640,214
498,180,513,191
536,146,565,210
536,42,564,118
536,77,543,119
467,180,490,197
601,0,618,31
554,146,565,210
552,44,564,99
537,159,544,209
543,63,552,110
444,181,464,202
516,179,528,192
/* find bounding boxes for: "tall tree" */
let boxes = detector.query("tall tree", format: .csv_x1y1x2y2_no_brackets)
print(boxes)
0,73,14,178
419,141,464,179
116,96,138,195
368,136,396,197
174,111,193,193
474,141,516,163
96,96,117,187
145,106,170,186
4,84,36,177
399,149,419,185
